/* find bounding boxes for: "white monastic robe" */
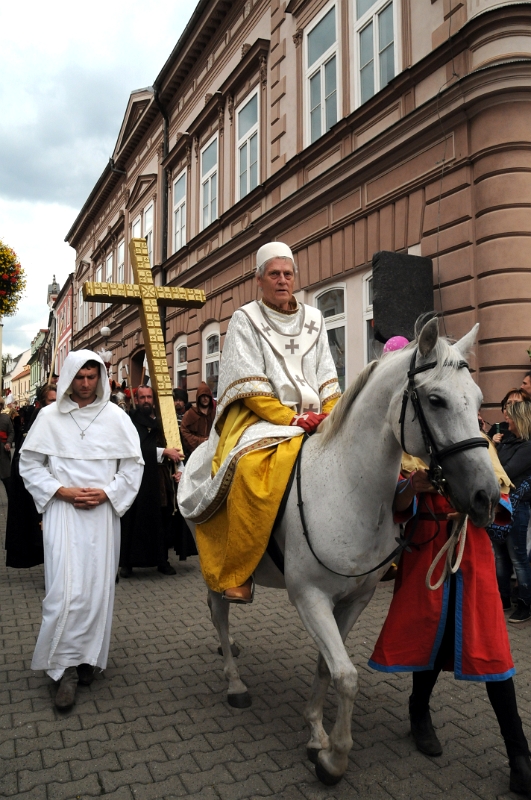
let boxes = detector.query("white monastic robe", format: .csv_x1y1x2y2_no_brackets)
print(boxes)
20,350,144,680
179,298,341,591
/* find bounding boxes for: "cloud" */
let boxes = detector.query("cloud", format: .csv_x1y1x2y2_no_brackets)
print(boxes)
0,0,198,352
1,0,198,207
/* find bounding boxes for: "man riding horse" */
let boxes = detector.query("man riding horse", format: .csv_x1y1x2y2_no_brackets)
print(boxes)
178,241,341,602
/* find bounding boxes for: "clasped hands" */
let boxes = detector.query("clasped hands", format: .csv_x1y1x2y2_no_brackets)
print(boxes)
56,486,108,509
290,411,328,434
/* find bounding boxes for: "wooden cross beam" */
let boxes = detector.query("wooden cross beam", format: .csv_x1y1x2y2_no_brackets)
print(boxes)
82,238,206,451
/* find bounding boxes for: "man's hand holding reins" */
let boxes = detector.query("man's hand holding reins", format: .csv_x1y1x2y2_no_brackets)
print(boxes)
290,411,327,434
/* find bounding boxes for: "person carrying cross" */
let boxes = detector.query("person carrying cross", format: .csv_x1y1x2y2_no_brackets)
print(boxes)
179,242,341,602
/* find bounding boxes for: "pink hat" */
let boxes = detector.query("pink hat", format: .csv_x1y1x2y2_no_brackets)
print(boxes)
383,335,409,353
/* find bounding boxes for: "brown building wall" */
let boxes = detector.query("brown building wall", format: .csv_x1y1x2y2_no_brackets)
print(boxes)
67,0,531,417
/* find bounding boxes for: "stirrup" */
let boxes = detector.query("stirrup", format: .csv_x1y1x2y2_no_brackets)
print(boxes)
222,576,255,604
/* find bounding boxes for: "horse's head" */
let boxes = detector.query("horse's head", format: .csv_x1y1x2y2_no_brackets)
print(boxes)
391,317,500,528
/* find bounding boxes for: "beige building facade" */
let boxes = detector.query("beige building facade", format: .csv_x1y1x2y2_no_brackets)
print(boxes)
67,0,531,414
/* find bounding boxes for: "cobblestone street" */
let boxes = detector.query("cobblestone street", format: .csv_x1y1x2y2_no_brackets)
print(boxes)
1,488,531,800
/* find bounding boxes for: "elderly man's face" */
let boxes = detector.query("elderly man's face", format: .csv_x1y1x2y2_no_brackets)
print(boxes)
257,257,295,310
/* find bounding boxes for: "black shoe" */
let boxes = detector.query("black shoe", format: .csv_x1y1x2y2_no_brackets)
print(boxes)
157,562,176,575
120,566,133,578
510,754,531,796
409,700,443,757
509,600,531,624
501,595,512,610
77,664,95,686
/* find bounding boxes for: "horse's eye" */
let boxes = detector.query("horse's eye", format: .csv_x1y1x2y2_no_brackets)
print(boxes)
428,395,445,408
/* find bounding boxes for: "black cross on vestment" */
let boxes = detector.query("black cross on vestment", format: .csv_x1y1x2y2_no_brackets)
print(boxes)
261,323,272,336
303,404,317,412
295,374,306,386
304,320,318,335
285,339,299,354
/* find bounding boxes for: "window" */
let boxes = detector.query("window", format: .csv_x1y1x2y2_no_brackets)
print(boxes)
237,92,259,199
363,272,382,363
306,5,338,144
95,265,103,317
355,0,395,105
117,240,125,283
174,336,188,391
78,287,86,331
132,216,141,239
105,253,113,309
203,324,221,398
173,172,186,252
201,137,218,230
316,287,346,391
144,204,153,265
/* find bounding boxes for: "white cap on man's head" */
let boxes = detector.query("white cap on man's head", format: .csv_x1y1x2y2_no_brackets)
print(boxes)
256,242,294,272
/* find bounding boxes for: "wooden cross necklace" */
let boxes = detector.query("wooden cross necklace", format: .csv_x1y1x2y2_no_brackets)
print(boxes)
69,402,109,439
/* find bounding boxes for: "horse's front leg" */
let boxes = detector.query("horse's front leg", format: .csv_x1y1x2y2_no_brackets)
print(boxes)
208,590,251,708
304,587,375,768
294,589,364,785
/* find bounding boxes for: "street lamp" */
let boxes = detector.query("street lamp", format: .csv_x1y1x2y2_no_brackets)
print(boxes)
100,326,125,347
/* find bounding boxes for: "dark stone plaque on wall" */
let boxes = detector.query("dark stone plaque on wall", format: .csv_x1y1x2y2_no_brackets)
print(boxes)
372,251,434,343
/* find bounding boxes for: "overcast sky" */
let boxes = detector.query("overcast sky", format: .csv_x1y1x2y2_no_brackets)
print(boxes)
1,0,198,356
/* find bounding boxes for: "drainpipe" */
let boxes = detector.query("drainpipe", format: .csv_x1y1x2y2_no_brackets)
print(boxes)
109,158,127,175
153,86,170,345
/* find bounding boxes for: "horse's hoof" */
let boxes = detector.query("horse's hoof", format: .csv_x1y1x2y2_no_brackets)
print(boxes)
227,691,252,708
217,643,241,658
315,760,343,786
307,747,321,764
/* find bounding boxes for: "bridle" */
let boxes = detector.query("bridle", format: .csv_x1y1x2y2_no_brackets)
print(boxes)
295,346,489,579
398,348,488,494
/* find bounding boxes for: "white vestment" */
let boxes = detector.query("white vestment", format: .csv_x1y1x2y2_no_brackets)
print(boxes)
20,350,144,680
179,299,340,523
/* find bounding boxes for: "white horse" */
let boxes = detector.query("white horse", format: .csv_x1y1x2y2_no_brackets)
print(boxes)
190,318,500,785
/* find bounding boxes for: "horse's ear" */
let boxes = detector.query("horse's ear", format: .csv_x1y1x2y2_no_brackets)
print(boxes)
418,317,439,357
454,323,479,358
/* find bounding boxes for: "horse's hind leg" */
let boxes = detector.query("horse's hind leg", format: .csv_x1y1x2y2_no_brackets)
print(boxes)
208,589,251,708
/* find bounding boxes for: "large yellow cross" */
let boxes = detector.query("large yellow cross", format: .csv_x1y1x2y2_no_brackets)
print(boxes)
82,238,206,451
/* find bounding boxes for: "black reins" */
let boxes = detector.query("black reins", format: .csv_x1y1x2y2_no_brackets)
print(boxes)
398,348,488,493
296,347,489,579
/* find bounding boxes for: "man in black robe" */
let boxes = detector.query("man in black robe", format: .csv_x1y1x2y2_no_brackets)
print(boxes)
5,385,57,569
119,386,182,577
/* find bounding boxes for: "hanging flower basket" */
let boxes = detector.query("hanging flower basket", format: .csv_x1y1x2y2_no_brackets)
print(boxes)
0,241,26,317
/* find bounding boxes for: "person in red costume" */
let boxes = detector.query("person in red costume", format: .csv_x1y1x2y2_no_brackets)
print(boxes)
369,453,531,797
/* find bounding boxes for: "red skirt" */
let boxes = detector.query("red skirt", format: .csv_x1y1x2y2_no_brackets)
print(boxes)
369,492,514,681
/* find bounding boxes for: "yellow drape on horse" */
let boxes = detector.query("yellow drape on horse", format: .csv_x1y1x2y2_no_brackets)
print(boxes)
195,395,338,592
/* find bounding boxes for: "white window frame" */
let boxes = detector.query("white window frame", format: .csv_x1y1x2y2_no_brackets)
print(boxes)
236,89,260,201
144,203,154,266
78,287,86,331
117,240,125,283
353,0,399,108
173,171,187,253
174,334,188,390
132,215,141,240
95,265,103,317
201,135,218,231
202,322,221,399
314,284,347,389
362,271,377,364
304,2,340,146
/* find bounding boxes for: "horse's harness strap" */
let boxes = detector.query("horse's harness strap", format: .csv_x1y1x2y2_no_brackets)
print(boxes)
400,348,488,493
297,346,490,580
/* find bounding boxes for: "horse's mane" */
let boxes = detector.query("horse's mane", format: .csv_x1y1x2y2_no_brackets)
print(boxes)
319,335,464,445
319,360,379,445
